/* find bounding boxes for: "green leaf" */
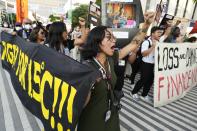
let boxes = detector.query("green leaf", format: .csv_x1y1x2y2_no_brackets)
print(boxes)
71,4,89,28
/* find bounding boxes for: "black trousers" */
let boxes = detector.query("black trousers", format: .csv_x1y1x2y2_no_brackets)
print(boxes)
132,61,154,97
129,58,141,84
114,64,126,91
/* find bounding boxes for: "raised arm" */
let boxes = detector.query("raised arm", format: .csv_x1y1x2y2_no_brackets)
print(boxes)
118,12,155,59
74,17,89,46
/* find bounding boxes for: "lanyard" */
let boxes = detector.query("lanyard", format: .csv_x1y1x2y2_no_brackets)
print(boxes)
93,57,112,110
93,57,111,80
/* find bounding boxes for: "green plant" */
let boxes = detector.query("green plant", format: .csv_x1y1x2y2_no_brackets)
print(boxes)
96,0,101,7
49,14,60,22
71,4,89,28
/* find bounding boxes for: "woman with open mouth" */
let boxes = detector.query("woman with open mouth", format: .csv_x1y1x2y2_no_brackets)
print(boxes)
77,12,155,131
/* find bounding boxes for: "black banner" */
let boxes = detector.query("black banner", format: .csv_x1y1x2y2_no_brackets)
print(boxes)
0,32,100,131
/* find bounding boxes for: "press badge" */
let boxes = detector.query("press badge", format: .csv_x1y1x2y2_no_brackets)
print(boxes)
118,60,125,66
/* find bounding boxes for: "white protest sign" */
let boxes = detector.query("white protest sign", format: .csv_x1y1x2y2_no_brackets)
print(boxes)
154,43,197,107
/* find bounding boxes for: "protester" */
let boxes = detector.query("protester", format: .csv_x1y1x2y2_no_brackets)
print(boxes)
47,21,69,56
29,26,46,44
77,12,155,131
71,25,81,40
128,47,141,85
46,24,51,32
32,21,37,28
17,18,32,40
14,22,22,35
159,20,173,42
164,26,182,43
128,35,150,85
70,17,89,61
66,29,75,51
44,24,51,44
130,26,163,102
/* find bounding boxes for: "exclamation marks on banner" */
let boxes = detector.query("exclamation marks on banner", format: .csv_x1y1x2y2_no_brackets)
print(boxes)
67,86,77,123
51,77,62,129
50,79,77,131
58,82,69,118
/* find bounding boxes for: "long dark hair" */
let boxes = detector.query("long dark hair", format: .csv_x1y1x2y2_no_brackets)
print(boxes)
81,26,108,60
29,26,43,43
164,27,180,43
48,22,67,52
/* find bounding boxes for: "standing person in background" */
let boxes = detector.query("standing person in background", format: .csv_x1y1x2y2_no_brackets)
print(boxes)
128,47,141,85
48,22,69,56
159,20,173,42
70,17,89,61
164,26,183,43
14,22,23,35
130,26,163,102
44,24,51,44
71,25,81,40
77,12,155,131
17,18,32,40
29,26,46,44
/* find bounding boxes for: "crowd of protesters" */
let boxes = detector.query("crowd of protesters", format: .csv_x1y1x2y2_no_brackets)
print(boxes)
1,10,197,131
127,19,196,103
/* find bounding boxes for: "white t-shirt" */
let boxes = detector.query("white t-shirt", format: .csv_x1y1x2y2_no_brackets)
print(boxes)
141,37,155,64
159,35,168,42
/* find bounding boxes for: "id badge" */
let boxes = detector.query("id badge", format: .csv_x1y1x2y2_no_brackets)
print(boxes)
118,60,125,66
105,110,111,122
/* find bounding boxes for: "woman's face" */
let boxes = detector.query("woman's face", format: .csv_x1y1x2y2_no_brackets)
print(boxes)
37,29,45,43
99,29,116,56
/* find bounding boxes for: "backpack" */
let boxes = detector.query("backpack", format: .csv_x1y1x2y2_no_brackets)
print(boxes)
128,38,151,64
136,38,151,61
